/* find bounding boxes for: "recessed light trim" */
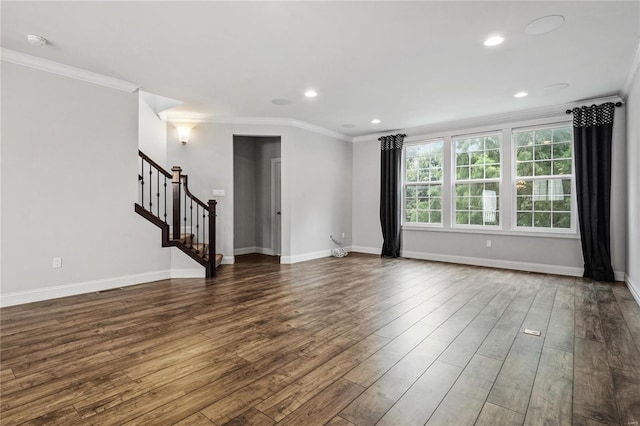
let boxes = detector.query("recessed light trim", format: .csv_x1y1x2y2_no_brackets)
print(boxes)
525,15,565,35
371,119,381,124
514,91,528,98
484,35,504,47
304,89,318,98
27,34,47,46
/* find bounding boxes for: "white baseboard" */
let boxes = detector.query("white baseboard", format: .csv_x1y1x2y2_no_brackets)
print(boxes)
626,274,640,306
170,269,205,278
281,249,332,264
0,270,172,307
233,247,275,256
350,245,380,255
221,255,235,265
349,246,625,279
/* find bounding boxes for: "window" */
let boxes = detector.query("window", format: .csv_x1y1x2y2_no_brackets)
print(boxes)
453,134,501,226
404,140,443,225
514,125,573,230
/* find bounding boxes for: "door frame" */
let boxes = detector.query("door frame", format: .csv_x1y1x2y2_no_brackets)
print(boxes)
271,158,282,257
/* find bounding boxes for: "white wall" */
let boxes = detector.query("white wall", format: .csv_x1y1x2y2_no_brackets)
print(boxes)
166,122,352,264
138,91,168,169
0,62,170,306
626,65,640,301
352,111,627,278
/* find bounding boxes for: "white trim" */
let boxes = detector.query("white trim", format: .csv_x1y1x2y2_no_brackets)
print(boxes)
271,158,282,256
1,48,139,93
349,246,624,280
170,268,205,278
280,250,332,264
0,270,172,307
401,225,579,239
350,246,381,255
622,37,640,99
163,114,352,143
221,256,235,265
233,247,275,256
352,95,624,143
625,274,640,307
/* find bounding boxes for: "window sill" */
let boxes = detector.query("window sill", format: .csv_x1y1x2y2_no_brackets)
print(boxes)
401,225,580,239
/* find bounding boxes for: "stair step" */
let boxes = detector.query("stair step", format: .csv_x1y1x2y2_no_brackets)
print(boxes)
180,233,194,245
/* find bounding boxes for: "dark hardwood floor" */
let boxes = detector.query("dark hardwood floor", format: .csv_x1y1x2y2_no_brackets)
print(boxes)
1,253,639,425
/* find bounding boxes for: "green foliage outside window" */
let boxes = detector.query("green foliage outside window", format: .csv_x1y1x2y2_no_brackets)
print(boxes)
404,140,443,224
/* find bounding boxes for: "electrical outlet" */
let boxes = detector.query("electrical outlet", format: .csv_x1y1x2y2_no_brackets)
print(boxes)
52,257,62,268
341,232,345,238
212,189,225,196
486,240,492,248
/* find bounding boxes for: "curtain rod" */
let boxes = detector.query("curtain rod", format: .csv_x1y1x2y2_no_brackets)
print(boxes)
565,101,623,114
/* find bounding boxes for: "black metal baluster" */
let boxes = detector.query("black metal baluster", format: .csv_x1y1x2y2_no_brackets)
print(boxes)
190,199,193,248
195,204,199,253
163,176,168,223
183,181,187,243
141,158,145,207
149,167,153,211
156,168,160,218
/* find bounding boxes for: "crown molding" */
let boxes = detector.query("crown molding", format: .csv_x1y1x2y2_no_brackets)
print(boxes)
162,114,353,143
1,48,139,93
352,94,624,143
621,37,640,99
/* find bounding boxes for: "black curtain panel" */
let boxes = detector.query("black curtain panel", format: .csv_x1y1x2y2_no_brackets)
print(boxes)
379,134,406,257
572,102,616,281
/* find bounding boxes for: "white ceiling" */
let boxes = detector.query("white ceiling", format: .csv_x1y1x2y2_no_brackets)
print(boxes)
2,1,639,137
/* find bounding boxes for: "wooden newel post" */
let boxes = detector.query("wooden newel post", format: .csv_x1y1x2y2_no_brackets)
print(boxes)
171,166,182,241
208,199,217,277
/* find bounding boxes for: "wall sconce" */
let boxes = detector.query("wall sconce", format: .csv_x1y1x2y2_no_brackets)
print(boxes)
177,126,192,144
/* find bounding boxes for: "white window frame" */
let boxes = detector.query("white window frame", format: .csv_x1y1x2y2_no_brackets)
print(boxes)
450,131,503,229
401,138,445,228
511,122,578,234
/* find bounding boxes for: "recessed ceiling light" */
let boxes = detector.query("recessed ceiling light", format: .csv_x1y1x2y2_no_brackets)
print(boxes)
27,34,47,46
525,15,565,35
304,89,317,98
484,35,504,47
272,98,292,106
514,91,528,98
341,124,356,129
371,119,381,124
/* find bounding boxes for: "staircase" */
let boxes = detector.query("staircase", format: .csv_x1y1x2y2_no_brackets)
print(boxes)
135,150,222,277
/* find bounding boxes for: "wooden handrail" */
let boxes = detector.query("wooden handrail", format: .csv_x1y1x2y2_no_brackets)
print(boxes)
139,150,172,178
181,175,208,210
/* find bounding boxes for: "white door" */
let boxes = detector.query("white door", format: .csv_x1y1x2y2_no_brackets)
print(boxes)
271,158,282,256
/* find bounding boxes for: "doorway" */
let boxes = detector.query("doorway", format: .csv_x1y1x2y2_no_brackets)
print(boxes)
233,136,282,262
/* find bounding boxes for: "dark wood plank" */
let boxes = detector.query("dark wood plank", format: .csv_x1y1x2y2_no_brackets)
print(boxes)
425,354,502,425
174,412,217,425
524,346,573,425
611,368,640,426
376,360,462,426
1,254,639,426
276,378,364,426
474,402,525,426
339,337,448,426
573,337,620,424
223,408,274,426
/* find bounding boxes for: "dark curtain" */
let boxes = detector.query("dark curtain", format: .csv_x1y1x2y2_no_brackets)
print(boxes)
572,102,616,281
379,134,406,257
